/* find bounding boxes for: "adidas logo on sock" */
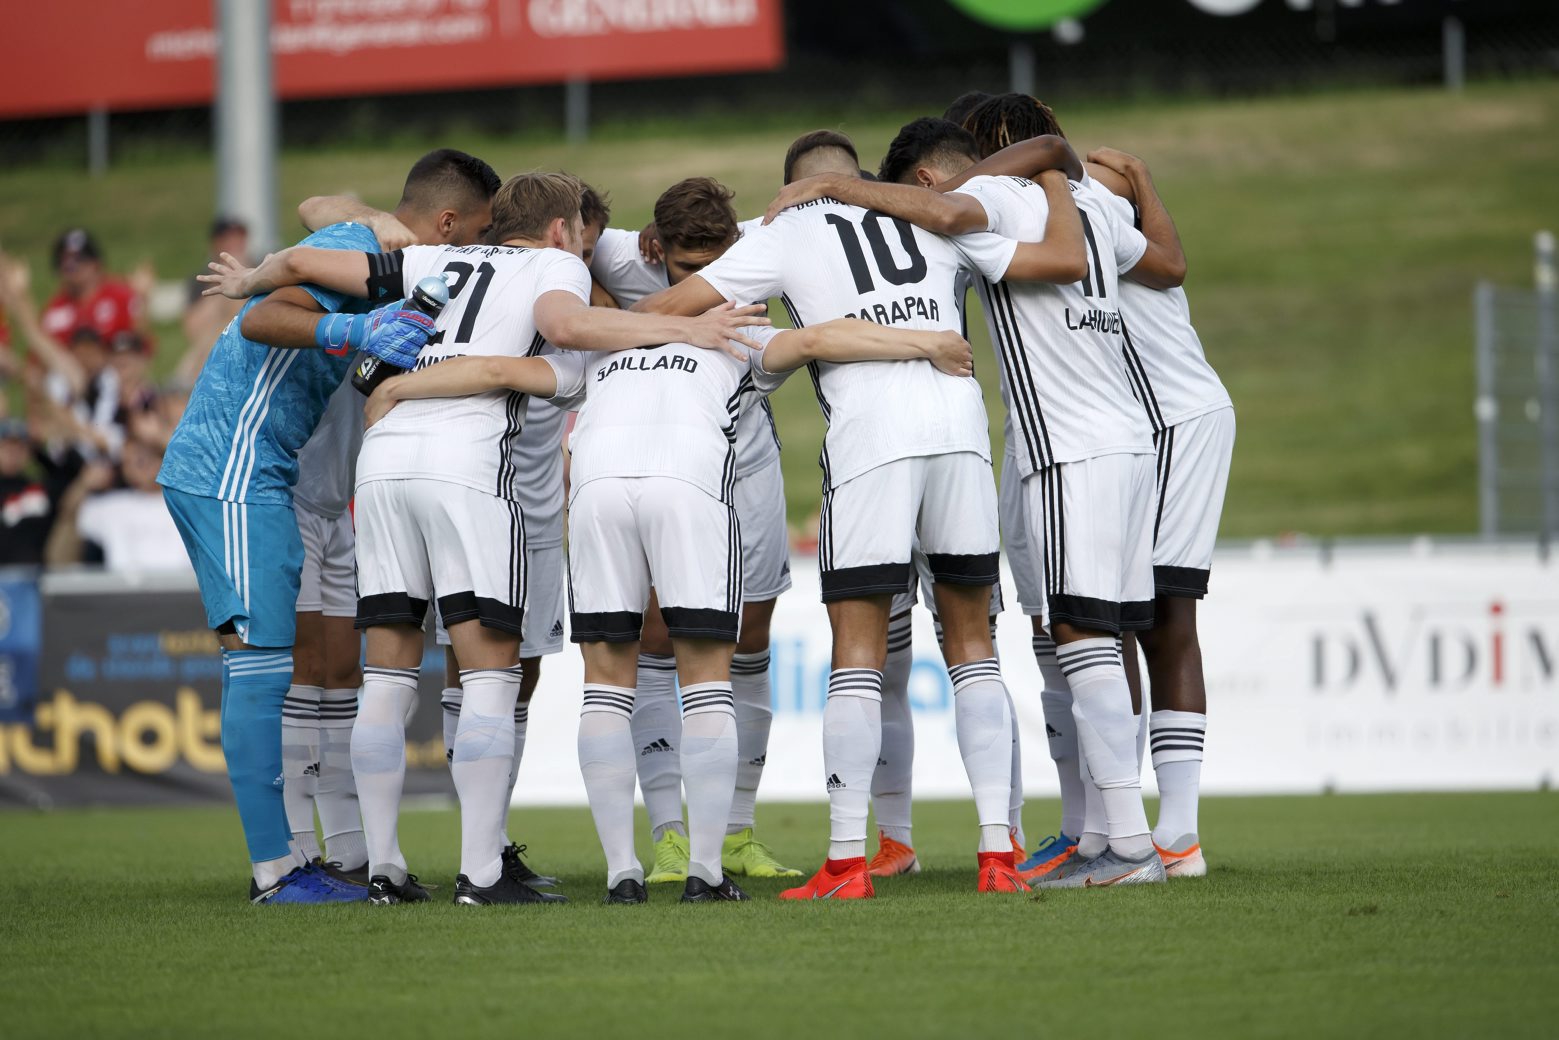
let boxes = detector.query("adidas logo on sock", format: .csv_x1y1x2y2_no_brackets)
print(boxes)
640,738,674,756
304,762,320,777
749,754,767,766
1045,723,1061,739
550,620,564,638
825,773,846,791
877,757,888,766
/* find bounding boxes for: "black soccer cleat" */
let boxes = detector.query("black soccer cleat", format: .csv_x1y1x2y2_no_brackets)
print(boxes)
502,842,560,888
603,878,648,905
318,858,370,888
680,874,749,903
368,873,431,905
453,872,568,906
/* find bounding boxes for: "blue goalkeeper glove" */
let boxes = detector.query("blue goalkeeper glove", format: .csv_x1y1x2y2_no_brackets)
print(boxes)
313,301,436,369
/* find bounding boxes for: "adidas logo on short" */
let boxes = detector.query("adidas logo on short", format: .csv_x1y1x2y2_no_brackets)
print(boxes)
749,754,767,767
876,757,888,766
304,762,320,777
825,772,845,791
550,620,564,638
1045,723,1061,739
641,738,674,756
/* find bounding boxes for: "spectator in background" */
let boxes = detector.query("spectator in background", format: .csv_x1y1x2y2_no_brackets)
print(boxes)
0,254,124,459
176,216,249,382
45,434,187,573
0,416,60,566
39,228,148,345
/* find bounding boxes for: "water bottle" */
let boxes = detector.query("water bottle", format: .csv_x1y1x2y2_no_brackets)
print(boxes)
351,275,449,395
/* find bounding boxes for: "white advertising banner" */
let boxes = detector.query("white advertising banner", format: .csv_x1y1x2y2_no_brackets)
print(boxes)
512,543,1559,805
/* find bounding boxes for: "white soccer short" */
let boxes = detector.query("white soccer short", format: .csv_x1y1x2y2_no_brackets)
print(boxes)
433,542,565,657
819,451,1000,603
568,476,741,643
295,505,356,618
998,454,1045,617
733,457,792,603
889,547,1005,619
354,478,526,636
1151,406,1235,599
1026,452,1156,633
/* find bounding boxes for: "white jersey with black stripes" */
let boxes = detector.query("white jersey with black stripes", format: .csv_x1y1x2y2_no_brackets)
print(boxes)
544,326,784,505
589,226,782,479
695,199,1015,489
354,243,591,502
952,174,1155,476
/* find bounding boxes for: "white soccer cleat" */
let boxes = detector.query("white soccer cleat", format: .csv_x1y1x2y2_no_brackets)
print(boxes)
1155,834,1208,878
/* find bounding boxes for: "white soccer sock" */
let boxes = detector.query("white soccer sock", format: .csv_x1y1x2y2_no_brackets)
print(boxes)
1137,701,1150,771
579,685,642,888
728,652,772,833
318,686,366,870
680,682,738,884
351,667,419,883
1078,767,1108,858
1057,638,1152,859
281,684,322,859
1151,710,1207,845
872,615,915,845
1036,633,1086,839
630,653,685,840
452,667,522,888
440,686,462,766
824,668,883,861
1007,688,1025,849
501,696,529,846
948,659,1015,853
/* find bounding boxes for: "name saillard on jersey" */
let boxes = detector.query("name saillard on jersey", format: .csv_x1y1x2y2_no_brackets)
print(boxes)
595,352,700,381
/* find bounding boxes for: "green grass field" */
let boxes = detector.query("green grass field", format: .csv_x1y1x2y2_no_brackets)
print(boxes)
3,794,1556,1038
3,81,1558,535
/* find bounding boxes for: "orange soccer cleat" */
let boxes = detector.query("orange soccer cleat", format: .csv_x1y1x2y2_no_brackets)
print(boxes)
867,831,921,877
1154,836,1208,879
778,857,875,901
1010,830,1027,859
977,851,1032,894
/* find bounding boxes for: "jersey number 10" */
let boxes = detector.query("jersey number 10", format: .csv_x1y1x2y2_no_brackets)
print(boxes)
824,213,928,295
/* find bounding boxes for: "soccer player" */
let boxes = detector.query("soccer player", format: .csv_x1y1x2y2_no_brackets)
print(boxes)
637,129,1088,898
161,147,500,904
361,304,974,905
766,100,1188,887
202,171,769,905
282,377,370,884
589,177,801,882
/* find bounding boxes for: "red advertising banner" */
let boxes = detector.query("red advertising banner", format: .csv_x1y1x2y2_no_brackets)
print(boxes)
0,0,785,120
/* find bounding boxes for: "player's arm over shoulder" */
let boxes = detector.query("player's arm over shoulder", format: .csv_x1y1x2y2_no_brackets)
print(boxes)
755,319,973,378
365,354,564,427
962,172,1088,285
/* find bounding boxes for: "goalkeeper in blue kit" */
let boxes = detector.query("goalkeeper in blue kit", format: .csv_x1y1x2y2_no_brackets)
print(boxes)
158,150,501,903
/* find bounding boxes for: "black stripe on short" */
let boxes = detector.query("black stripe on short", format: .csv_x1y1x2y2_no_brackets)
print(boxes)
820,562,914,603
1153,565,1210,600
571,611,643,644
661,607,739,642
355,593,429,630
1046,593,1156,634
437,591,524,636
924,551,1001,587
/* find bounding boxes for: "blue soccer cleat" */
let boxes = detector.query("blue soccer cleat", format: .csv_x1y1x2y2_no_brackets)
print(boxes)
251,863,369,904
1018,832,1080,882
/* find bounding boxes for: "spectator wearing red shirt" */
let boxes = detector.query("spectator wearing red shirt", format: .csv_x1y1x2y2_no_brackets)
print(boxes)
39,229,146,345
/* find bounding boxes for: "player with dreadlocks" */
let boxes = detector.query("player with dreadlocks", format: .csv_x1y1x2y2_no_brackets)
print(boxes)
765,94,1192,887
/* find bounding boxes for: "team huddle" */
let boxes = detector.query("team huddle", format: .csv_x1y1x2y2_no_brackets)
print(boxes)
169,89,1232,906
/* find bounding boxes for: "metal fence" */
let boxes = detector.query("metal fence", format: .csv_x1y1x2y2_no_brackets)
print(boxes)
1476,232,1559,539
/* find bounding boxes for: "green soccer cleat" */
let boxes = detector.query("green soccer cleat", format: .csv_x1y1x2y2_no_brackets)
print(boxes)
646,830,690,884
722,827,804,878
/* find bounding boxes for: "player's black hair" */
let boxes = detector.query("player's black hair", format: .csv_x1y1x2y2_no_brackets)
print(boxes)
943,91,993,127
398,148,501,215
783,130,859,185
579,182,612,231
962,94,1066,159
877,118,980,185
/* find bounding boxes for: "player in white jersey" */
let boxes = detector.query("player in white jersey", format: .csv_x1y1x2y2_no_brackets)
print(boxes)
1079,147,1233,878
590,178,801,882
281,374,368,883
359,303,974,904
201,171,770,905
640,129,1090,899
768,100,1188,888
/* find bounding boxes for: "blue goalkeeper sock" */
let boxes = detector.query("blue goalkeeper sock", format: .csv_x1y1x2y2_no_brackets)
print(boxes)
222,649,297,867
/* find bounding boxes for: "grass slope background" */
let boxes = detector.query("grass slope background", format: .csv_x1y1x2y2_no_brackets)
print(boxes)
2,795,1557,1037
2,82,1557,535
